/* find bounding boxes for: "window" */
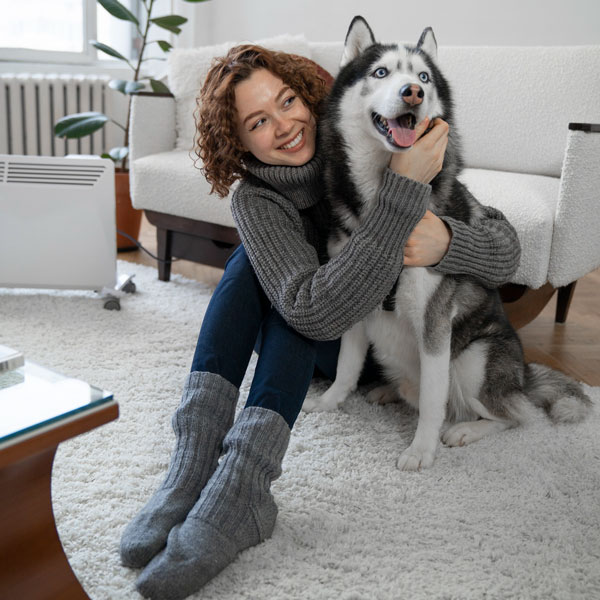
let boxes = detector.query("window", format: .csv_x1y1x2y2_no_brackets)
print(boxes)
0,0,138,65
1,0,85,53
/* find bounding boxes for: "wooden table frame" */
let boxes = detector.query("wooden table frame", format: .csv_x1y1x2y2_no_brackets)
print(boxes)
0,400,118,600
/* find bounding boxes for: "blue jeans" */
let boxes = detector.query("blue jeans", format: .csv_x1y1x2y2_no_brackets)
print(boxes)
190,244,378,429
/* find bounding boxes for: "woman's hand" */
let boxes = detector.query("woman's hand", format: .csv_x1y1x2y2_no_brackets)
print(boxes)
404,210,452,267
389,118,449,184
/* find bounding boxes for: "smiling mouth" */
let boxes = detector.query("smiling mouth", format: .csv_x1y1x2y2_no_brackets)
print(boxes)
279,129,304,150
371,112,417,148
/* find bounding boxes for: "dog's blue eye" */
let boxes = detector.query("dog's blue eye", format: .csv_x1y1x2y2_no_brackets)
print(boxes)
373,67,388,79
419,72,430,83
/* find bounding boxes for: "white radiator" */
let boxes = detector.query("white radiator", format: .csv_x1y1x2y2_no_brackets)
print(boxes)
0,74,122,157
0,154,117,291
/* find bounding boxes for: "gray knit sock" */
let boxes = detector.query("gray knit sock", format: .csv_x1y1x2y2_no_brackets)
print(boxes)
135,407,290,600
120,371,238,569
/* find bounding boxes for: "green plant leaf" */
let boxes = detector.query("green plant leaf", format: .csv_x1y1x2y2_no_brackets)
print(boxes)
150,15,187,34
149,79,171,94
157,40,173,53
126,81,146,93
151,15,188,26
108,146,129,161
97,0,139,26
109,80,145,94
54,112,109,138
101,152,114,161
91,40,129,62
109,79,128,93
153,24,181,34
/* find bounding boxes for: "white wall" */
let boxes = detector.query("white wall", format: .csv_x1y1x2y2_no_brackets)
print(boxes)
199,0,600,47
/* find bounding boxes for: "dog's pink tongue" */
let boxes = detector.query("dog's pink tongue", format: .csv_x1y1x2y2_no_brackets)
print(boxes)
388,118,417,147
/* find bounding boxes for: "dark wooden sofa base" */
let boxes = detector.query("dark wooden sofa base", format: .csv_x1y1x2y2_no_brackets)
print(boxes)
145,208,577,328
499,280,577,329
144,209,240,281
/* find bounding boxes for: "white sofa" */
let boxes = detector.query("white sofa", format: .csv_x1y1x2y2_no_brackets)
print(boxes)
129,35,600,326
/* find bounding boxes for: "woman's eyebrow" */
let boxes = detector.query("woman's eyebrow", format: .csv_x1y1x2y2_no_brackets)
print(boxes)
243,110,264,126
275,85,292,102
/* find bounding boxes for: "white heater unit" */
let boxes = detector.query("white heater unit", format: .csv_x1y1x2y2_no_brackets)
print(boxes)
0,154,118,292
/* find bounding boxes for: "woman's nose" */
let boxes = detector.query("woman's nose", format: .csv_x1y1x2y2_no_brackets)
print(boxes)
273,114,293,136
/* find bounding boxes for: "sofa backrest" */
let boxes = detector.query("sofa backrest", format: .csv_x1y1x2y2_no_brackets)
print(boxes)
169,37,600,179
439,45,600,177
311,41,600,178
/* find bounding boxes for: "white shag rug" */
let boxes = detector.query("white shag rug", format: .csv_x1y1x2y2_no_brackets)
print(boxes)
1,261,599,600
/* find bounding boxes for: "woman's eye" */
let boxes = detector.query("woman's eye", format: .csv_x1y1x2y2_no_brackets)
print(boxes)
419,71,430,83
250,118,266,131
373,67,388,78
283,95,296,107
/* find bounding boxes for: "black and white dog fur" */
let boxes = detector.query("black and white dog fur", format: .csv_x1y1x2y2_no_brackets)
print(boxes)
303,16,592,470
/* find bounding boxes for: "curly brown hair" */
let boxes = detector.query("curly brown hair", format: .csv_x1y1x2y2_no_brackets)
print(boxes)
194,44,330,198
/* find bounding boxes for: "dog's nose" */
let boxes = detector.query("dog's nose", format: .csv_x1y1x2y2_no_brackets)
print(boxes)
400,84,424,106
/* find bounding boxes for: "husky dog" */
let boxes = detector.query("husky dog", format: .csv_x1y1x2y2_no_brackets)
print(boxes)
303,16,592,470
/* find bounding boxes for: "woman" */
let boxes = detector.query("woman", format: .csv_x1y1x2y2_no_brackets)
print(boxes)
121,45,520,599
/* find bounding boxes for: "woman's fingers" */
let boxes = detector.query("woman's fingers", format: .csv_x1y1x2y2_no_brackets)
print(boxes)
413,116,431,141
419,118,449,145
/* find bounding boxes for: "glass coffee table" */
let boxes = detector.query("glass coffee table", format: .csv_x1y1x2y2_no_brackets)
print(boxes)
0,357,118,600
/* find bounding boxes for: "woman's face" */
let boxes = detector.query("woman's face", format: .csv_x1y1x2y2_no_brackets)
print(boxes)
235,68,317,167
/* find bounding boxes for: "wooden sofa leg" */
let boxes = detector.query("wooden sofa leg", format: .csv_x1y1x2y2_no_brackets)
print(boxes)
555,281,577,324
501,282,556,330
156,227,172,282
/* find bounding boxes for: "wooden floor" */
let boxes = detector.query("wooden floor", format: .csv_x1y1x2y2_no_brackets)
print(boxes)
120,214,600,386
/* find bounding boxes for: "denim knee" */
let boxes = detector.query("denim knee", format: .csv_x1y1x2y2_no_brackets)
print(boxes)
222,244,254,283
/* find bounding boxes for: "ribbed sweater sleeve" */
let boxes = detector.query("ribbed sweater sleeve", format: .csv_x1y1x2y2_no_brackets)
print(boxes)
435,204,521,288
232,169,429,341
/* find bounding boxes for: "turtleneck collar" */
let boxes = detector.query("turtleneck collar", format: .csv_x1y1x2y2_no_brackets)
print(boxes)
242,144,324,210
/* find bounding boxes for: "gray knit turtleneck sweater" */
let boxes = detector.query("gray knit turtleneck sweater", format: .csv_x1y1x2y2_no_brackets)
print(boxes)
231,150,520,342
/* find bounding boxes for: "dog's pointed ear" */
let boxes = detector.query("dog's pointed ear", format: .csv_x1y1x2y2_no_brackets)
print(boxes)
417,27,438,60
340,16,376,67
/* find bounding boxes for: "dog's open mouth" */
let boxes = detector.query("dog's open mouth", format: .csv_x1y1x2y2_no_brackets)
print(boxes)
372,112,417,148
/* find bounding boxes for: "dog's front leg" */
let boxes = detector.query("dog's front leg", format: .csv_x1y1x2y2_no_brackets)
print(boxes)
303,320,369,412
397,334,451,471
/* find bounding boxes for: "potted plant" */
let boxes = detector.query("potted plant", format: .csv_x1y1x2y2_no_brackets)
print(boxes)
55,0,208,250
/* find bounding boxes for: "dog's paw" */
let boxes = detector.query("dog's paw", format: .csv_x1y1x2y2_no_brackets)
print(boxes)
302,396,323,413
302,390,344,413
396,444,436,471
442,420,499,447
366,384,398,405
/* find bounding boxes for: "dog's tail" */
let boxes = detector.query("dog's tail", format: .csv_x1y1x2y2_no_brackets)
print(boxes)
524,363,593,423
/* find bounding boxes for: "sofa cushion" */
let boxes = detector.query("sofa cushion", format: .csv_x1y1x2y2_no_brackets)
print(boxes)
132,153,559,289
459,168,560,289
168,35,311,153
131,150,236,228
